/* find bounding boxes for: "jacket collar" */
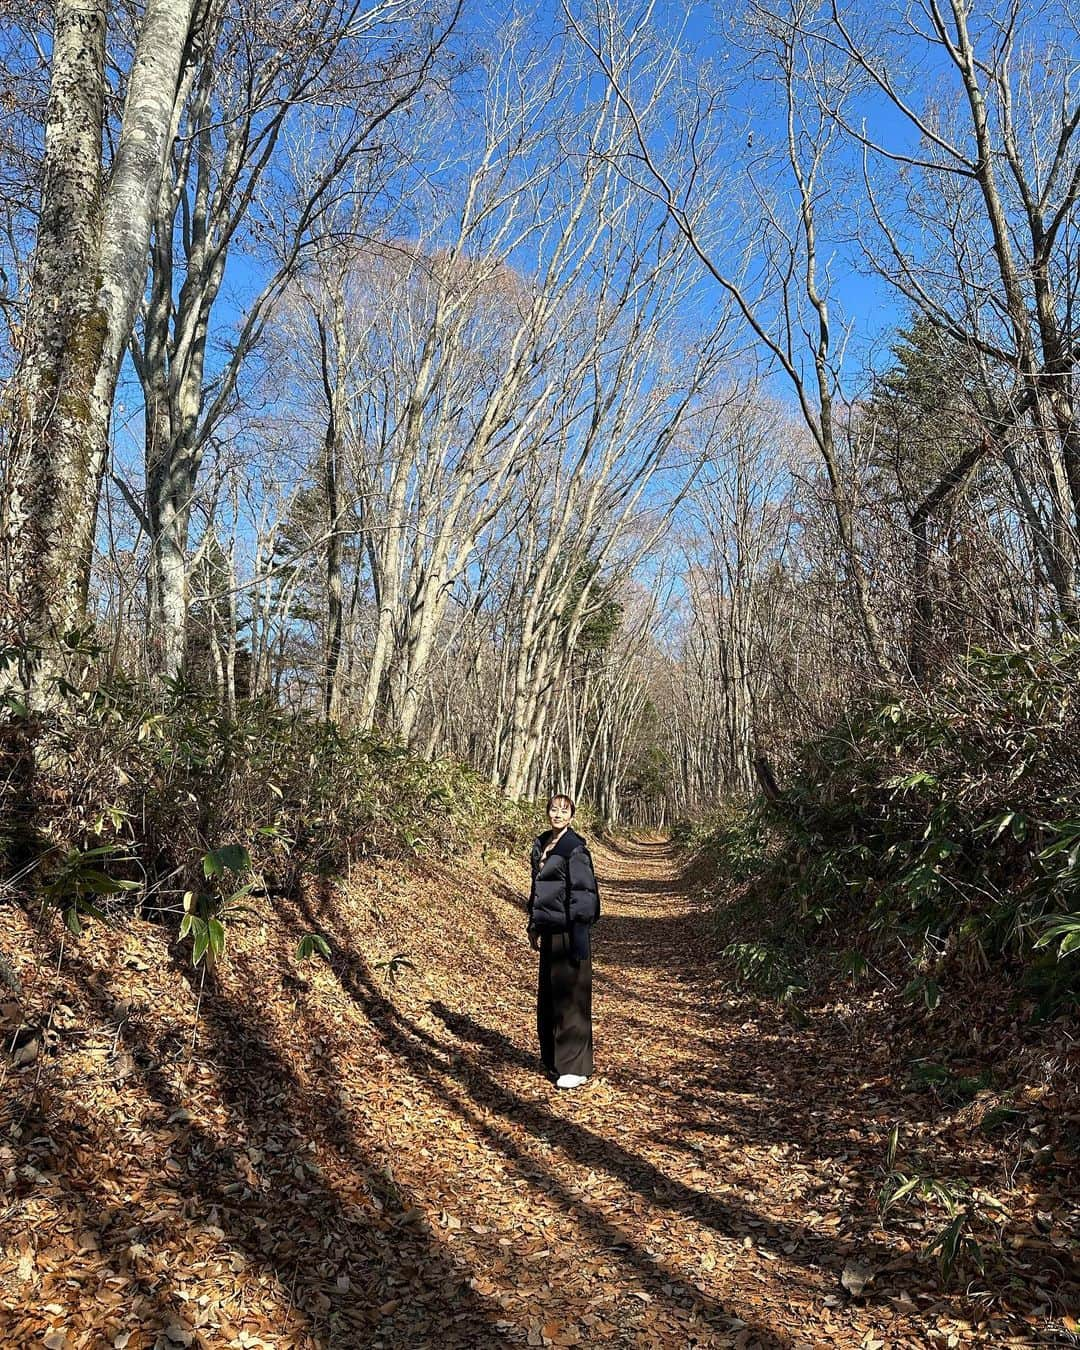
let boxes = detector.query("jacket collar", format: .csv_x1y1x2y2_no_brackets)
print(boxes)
540,826,582,857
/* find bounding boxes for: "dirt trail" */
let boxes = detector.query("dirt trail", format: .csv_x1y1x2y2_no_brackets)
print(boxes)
359,836,949,1349
1,837,1004,1348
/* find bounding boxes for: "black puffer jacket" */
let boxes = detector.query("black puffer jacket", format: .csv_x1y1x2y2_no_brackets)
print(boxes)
527,828,600,932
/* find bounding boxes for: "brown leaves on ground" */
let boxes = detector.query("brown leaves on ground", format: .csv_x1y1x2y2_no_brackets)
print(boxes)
0,840,1076,1347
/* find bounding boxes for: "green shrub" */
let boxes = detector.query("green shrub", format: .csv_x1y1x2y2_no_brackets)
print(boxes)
1,675,540,942
679,803,770,882
689,640,1080,1012
879,1125,1008,1282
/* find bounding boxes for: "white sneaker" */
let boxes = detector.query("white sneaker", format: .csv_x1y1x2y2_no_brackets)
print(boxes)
556,1073,588,1089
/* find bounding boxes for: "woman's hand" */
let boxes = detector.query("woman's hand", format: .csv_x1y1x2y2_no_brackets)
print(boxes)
570,920,590,963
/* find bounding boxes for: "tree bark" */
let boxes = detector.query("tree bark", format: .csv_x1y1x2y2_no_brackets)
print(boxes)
3,0,198,695
3,0,108,683
318,291,347,722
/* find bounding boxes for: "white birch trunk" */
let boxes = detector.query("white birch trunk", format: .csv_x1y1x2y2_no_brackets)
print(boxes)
4,0,197,695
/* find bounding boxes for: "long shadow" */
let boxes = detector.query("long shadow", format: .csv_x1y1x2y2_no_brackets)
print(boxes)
309,950,788,1345
291,848,1075,1342
0,1088,192,1343
593,911,720,972
592,981,918,1167
418,852,937,1216
7,932,517,1348
8,836,986,1346
359,861,914,1235
593,922,943,1141
597,838,674,861
432,987,733,1113
420,991,968,1296
589,972,681,1010
598,875,687,902
423,994,901,1207
585,972,1003,1210
590,965,726,1015
291,886,791,1344
302,887,930,1333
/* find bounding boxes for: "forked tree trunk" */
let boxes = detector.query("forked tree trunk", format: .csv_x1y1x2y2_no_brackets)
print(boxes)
3,0,198,697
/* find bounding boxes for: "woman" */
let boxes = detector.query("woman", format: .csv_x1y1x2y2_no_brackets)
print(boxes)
527,794,600,1089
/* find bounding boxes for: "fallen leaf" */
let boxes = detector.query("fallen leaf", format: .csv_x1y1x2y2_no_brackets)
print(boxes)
841,1258,874,1297
10,1025,42,1066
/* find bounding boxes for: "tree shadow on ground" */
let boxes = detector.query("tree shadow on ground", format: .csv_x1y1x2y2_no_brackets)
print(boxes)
306,950,789,1345
597,901,988,1158
443,841,934,1237
598,838,672,861
418,991,953,1320
595,903,917,1157
7,933,518,1348
423,994,903,1237
0,1095,192,1343
290,885,792,1345
590,969,685,1009
598,875,685,905
593,909,718,969
301,880,941,1343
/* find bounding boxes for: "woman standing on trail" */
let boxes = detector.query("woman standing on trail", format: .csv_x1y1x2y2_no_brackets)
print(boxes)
527,794,600,1089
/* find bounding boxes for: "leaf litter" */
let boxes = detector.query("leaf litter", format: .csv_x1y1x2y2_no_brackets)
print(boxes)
0,839,1076,1347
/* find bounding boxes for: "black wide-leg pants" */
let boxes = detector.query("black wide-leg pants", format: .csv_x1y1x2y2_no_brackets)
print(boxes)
537,931,594,1077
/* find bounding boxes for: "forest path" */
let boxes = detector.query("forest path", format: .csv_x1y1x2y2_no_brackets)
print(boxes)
371,836,947,1350
1,837,993,1349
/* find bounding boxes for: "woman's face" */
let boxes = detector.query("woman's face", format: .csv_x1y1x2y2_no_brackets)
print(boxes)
548,801,573,831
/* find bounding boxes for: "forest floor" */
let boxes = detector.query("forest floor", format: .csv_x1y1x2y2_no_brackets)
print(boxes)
1,837,1075,1348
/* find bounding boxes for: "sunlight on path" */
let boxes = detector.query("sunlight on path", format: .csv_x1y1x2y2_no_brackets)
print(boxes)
394,837,932,1350
0,837,981,1348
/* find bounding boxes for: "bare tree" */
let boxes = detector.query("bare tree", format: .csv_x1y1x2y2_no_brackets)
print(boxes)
676,386,801,796
2,0,199,694
565,0,899,680
125,0,456,679
824,0,1080,620
267,23,727,758
0,2,51,369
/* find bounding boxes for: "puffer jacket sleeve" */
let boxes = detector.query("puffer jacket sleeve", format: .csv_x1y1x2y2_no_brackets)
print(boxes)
568,844,600,924
527,838,541,929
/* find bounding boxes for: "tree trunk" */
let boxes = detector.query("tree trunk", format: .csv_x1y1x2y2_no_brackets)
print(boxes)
324,425,344,721
3,0,198,695
3,0,108,685
318,294,347,722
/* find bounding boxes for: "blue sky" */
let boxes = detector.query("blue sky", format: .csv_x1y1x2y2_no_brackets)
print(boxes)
106,0,1042,544
554,0,921,398
102,0,926,497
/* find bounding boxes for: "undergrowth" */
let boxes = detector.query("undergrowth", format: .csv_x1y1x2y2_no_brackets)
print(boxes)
688,641,1080,1018
1,671,539,949
684,642,1080,1290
